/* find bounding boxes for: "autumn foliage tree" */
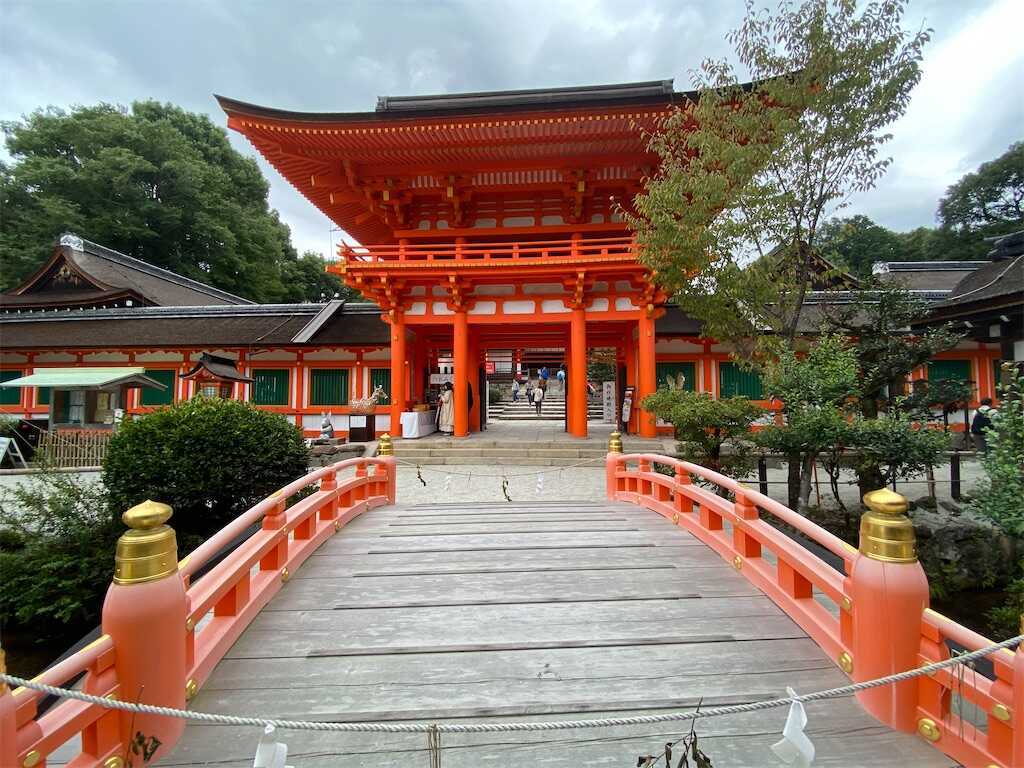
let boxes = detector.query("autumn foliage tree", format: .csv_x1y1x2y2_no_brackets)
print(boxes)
629,0,930,355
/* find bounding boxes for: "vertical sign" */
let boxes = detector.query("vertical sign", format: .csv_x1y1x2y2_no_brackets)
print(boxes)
602,381,616,424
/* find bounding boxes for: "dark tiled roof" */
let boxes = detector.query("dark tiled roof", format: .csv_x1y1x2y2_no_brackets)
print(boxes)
216,80,686,123
873,261,988,292
0,303,389,349
0,234,253,310
184,354,254,382
655,305,703,335
930,255,1024,311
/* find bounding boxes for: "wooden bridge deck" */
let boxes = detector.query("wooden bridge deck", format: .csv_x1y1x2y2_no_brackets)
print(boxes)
162,501,952,767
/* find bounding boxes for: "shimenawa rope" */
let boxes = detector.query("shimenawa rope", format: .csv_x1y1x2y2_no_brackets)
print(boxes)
3,633,1020,735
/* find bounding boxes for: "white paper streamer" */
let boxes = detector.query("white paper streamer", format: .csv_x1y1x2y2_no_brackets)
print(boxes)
253,724,293,768
444,475,452,494
535,473,544,495
771,688,814,767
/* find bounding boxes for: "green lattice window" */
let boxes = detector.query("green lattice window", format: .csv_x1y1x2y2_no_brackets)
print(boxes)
656,362,696,391
252,369,290,406
719,362,764,399
141,369,176,406
310,369,350,406
369,368,391,398
0,370,21,405
36,387,51,406
927,359,971,383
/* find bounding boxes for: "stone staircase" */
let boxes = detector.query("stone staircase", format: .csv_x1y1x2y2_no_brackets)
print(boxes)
488,380,605,422
392,435,666,466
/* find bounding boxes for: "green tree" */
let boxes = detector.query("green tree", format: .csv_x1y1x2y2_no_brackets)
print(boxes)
630,0,929,354
816,215,907,277
756,335,859,510
938,142,1024,254
279,251,360,304
0,101,328,302
641,389,763,479
103,398,309,542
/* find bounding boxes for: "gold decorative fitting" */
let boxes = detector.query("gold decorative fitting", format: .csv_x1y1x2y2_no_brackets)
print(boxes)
917,717,940,742
607,431,623,453
991,703,1012,722
114,500,177,585
185,678,198,701
838,651,854,674
334,520,341,531
841,596,853,612
672,512,680,525
185,617,195,633
732,556,742,571
22,750,42,768
281,567,291,583
859,488,917,563
377,433,394,456
103,756,125,768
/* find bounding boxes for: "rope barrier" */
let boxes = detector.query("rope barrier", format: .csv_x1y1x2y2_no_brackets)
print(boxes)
3,633,1020,735
392,456,605,478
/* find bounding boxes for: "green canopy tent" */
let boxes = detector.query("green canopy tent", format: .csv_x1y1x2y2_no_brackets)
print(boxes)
0,367,167,429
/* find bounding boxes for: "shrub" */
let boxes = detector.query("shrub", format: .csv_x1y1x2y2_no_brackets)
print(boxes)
0,471,118,639
103,398,309,542
642,389,762,478
488,384,504,404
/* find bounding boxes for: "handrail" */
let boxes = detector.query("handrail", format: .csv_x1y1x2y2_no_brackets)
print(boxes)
180,456,388,579
3,455,397,768
340,235,638,264
607,450,1021,768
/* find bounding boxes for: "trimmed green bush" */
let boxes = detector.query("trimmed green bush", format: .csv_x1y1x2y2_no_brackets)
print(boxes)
103,398,309,542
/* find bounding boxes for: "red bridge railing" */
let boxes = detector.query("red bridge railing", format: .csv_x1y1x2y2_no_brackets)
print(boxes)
606,449,1023,768
1,455,395,768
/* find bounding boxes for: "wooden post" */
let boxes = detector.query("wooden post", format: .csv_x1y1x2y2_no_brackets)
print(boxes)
102,500,188,758
637,313,657,438
605,431,622,500
850,488,929,733
950,452,961,501
0,648,16,768
1013,614,1024,767
453,310,469,438
389,309,406,435
569,307,588,438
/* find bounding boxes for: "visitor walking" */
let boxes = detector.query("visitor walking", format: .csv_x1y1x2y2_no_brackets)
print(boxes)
971,398,997,454
532,381,545,416
512,378,520,402
525,378,534,404
539,365,549,383
436,382,454,435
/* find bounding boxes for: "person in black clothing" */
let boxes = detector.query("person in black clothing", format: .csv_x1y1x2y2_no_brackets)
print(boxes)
971,397,997,455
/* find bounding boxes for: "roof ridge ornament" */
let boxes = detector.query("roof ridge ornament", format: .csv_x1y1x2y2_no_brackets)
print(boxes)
59,233,84,251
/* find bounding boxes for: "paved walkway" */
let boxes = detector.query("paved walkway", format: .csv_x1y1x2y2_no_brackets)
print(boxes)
161,500,949,767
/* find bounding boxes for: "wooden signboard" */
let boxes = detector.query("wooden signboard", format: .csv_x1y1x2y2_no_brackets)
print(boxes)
0,436,28,469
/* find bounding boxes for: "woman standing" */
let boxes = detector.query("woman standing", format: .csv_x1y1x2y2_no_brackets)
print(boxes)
532,381,545,416
437,381,455,435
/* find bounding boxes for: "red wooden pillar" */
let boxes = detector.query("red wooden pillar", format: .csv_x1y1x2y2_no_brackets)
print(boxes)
453,311,469,438
637,313,657,437
569,308,588,437
389,309,406,432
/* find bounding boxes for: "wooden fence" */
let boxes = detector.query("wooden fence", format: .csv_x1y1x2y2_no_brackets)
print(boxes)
36,429,113,468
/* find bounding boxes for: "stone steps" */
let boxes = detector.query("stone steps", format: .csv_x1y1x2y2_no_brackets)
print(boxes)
396,446,610,459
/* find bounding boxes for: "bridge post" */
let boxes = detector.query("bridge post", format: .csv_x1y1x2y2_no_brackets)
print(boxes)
605,431,622,500
850,489,929,734
376,438,397,504
102,500,187,758
1015,614,1024,766
0,649,16,768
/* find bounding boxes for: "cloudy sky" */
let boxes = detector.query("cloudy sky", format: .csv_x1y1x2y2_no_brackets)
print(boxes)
1,0,1021,257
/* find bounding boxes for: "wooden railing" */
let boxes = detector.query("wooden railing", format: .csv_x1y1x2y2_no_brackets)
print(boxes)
339,235,638,264
1,456,395,768
607,451,1023,768
37,429,114,468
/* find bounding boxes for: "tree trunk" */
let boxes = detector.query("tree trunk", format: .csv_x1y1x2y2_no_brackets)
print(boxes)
798,453,816,511
787,452,801,510
856,465,885,504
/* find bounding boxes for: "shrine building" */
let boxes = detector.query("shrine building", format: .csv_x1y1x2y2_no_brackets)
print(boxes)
0,81,1008,442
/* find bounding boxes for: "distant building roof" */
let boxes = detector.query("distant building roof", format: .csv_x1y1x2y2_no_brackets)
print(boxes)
0,234,253,312
0,302,389,349
871,261,989,292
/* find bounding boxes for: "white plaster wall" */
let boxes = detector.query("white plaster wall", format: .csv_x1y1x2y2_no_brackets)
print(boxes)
82,352,131,363
586,298,610,313
34,352,76,363
303,349,358,361
248,350,297,361
503,300,536,314
362,348,391,361
469,301,497,315
541,299,570,313
137,351,185,362
655,339,704,354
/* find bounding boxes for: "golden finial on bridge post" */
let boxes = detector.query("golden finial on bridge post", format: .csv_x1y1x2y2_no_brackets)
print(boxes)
114,500,177,584
607,430,622,454
859,488,916,563
377,433,394,456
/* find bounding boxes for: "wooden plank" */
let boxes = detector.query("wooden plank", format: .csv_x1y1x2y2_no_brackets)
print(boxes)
303,543,717,576
226,597,798,658
159,702,951,768
317,531,702,552
263,567,759,611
